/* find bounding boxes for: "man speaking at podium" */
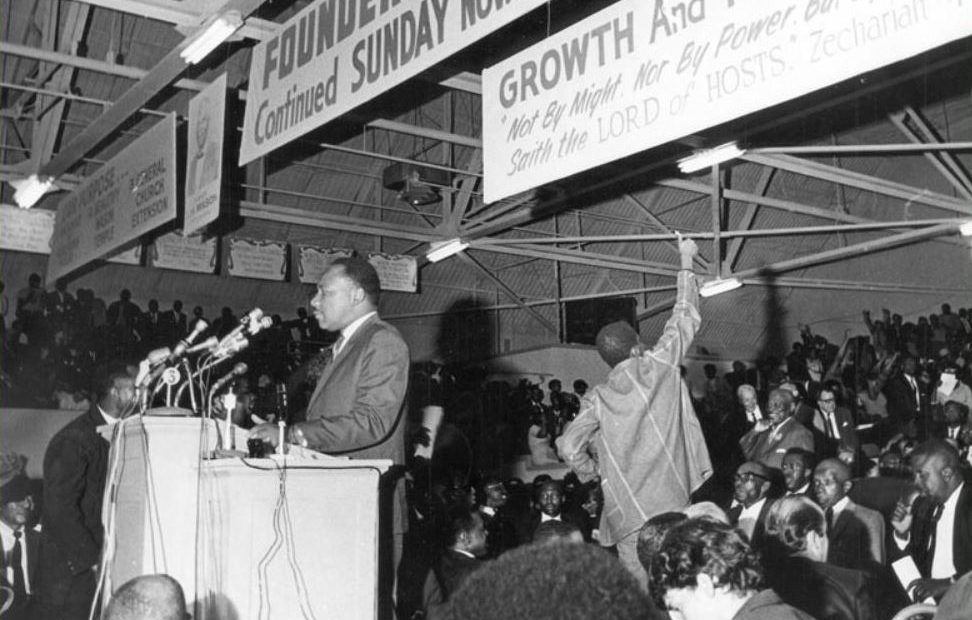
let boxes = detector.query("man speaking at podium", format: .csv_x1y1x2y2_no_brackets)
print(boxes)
251,256,410,619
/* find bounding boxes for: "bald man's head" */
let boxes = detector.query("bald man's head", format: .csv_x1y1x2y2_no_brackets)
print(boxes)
105,574,187,620
812,459,852,510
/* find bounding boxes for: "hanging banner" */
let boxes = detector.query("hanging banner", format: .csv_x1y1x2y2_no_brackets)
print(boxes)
47,113,177,281
368,252,417,293
482,0,972,203
239,0,550,165
227,237,288,281
297,245,354,284
0,204,55,254
151,232,218,274
184,73,227,236
106,244,142,265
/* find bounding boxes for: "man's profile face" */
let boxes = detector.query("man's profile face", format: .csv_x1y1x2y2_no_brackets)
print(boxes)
782,454,809,492
109,376,136,415
485,483,508,509
738,391,757,413
912,455,951,503
817,390,836,415
311,266,360,332
0,496,33,528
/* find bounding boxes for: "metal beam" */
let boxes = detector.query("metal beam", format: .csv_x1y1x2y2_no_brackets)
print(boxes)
78,0,279,40
38,0,269,180
0,41,211,91
732,223,959,279
889,108,972,200
240,201,439,244
748,142,972,155
622,193,709,270
741,153,972,215
469,243,680,277
457,252,559,336
367,119,482,149
724,167,773,272
467,217,965,245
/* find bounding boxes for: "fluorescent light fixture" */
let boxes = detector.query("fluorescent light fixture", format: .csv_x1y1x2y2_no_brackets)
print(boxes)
677,142,745,174
426,238,468,262
960,220,972,236
10,174,55,208
700,277,743,298
180,12,243,65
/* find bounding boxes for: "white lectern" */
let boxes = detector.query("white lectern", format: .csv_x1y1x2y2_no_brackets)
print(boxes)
101,416,390,619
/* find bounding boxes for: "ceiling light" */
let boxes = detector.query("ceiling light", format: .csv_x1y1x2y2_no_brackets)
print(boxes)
677,142,745,174
700,277,743,298
959,220,972,236
180,12,243,65
426,238,468,263
10,174,55,208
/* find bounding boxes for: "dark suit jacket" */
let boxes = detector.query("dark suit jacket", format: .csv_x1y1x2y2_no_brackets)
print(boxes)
298,314,410,533
729,498,776,553
35,407,110,617
827,500,885,568
893,482,972,578
1,527,39,619
810,406,859,460
516,509,590,545
479,508,517,559
883,374,919,433
769,556,877,620
732,589,816,620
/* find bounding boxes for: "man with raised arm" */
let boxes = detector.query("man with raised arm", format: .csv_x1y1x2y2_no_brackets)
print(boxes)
556,235,712,589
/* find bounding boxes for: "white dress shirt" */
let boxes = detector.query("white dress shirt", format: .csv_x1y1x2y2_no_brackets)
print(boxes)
931,482,964,579
0,521,30,594
738,497,767,541
334,311,377,356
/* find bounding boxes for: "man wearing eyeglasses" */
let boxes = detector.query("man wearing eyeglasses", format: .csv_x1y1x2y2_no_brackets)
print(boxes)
811,387,859,463
728,461,776,552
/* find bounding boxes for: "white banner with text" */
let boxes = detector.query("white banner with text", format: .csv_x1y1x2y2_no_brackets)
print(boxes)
239,0,549,165
482,0,972,203
297,245,354,284
227,237,288,280
368,252,418,293
152,232,218,273
184,73,227,236
47,114,177,281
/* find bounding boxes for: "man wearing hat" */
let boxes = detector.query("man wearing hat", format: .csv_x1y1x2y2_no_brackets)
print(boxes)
557,236,712,589
1,453,39,620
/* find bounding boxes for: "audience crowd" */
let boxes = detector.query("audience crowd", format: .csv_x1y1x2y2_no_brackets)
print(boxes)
3,267,971,619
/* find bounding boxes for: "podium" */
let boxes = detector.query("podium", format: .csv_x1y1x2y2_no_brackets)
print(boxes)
102,416,390,619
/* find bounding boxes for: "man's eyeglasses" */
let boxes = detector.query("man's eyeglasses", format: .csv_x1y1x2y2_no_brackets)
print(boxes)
734,473,768,483
817,398,835,403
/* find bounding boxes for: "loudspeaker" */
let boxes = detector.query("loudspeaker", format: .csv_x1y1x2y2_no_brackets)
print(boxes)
564,297,637,345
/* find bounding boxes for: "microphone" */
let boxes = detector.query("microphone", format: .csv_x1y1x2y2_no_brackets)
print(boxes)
249,316,273,335
215,309,263,353
167,319,209,363
185,336,219,355
145,347,172,367
211,362,248,394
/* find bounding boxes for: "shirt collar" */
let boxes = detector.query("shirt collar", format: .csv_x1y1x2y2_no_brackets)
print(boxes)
943,481,965,511
337,311,377,353
741,496,767,515
453,548,476,559
788,482,810,496
98,405,119,426
832,495,850,514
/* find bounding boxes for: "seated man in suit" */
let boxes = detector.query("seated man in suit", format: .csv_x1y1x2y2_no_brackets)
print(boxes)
0,455,39,620
423,506,488,616
811,387,859,463
739,389,814,471
812,458,885,568
476,477,517,559
891,439,971,602
782,448,816,497
939,401,970,448
728,461,776,553
763,496,877,620
516,479,587,545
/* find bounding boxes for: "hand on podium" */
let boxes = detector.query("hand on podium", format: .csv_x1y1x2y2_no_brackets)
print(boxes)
249,422,282,448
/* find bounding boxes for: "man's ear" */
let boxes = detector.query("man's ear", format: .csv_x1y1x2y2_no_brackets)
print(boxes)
842,480,853,495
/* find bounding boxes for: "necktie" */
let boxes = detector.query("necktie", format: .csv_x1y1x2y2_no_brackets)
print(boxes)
825,507,835,533
927,503,943,554
331,335,345,357
10,530,26,601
